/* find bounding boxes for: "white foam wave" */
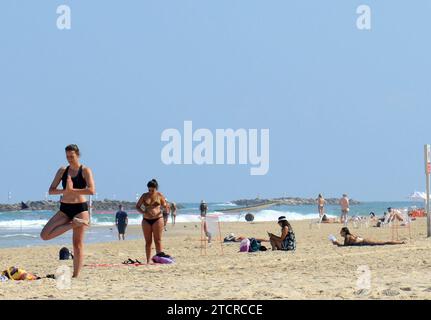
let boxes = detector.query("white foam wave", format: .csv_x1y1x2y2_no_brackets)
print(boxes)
0,233,38,238
0,219,48,229
213,202,238,207
0,210,335,230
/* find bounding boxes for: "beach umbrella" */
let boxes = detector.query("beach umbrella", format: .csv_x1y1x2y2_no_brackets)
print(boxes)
409,191,427,201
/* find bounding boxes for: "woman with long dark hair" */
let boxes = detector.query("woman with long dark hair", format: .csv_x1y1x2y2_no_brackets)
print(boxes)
331,227,405,246
41,144,96,278
136,179,170,263
268,216,296,251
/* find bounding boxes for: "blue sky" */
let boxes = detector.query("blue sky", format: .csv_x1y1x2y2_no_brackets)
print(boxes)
1,1,430,202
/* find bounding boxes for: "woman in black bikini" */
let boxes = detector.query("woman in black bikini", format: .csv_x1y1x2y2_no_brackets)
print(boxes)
331,227,405,246
40,144,96,278
136,179,170,263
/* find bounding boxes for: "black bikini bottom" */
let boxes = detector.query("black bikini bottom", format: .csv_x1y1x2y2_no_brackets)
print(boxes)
60,202,88,220
143,217,162,226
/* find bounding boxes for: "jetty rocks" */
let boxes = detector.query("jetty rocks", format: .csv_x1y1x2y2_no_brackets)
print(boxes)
0,199,185,212
232,197,360,207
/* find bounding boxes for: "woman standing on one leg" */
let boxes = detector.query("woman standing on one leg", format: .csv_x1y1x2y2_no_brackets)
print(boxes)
136,179,170,263
40,144,96,278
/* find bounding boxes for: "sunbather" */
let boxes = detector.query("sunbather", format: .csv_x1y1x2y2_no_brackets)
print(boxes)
331,227,405,246
224,233,268,243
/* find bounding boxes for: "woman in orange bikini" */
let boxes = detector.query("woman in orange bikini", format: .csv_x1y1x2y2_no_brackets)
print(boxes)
136,179,170,263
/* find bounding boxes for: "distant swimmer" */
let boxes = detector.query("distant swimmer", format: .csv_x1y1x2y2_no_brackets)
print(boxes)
115,205,128,240
136,179,170,264
41,144,96,278
331,227,405,247
170,201,177,226
317,194,326,217
339,194,350,224
200,200,208,217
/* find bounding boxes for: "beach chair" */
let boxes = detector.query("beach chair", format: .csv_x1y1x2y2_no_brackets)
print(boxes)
309,215,324,229
380,212,393,228
391,208,412,240
351,216,367,229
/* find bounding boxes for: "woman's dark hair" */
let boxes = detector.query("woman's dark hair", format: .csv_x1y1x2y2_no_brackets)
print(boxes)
147,179,159,190
341,227,351,235
65,144,80,156
278,217,293,231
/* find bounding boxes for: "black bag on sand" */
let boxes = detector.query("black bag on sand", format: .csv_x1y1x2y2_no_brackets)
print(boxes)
59,247,74,260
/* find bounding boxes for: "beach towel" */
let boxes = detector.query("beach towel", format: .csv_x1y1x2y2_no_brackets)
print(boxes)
1,267,40,280
239,238,250,252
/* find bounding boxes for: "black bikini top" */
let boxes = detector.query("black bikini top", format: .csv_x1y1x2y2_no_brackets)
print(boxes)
61,166,87,190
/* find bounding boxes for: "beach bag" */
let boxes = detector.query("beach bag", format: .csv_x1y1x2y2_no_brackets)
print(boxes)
249,238,261,252
239,238,250,252
152,252,174,264
59,247,73,260
2,267,40,281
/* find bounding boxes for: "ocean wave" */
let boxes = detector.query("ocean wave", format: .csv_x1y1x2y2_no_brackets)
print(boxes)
212,202,238,207
0,233,38,238
0,219,48,229
0,210,335,230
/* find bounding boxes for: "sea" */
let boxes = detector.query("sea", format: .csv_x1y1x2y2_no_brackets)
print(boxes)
0,201,423,248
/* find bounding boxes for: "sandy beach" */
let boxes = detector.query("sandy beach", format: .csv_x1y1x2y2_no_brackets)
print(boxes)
0,218,430,300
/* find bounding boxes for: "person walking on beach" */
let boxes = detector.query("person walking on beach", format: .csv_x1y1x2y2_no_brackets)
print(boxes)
115,205,128,240
200,200,208,217
317,194,326,218
41,144,96,278
339,194,350,224
170,201,177,226
162,200,170,231
136,179,170,263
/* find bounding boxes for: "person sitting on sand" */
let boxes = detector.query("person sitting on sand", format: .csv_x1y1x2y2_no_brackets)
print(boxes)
331,227,405,247
268,216,296,251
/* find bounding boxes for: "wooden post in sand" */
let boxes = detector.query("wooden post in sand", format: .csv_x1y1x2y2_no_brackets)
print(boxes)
425,145,431,238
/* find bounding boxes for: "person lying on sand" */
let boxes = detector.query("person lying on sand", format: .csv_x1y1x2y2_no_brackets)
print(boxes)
267,216,296,251
224,233,268,243
321,214,339,223
331,227,405,247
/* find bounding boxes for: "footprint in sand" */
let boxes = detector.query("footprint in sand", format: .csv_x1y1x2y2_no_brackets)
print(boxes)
382,289,400,296
400,287,411,292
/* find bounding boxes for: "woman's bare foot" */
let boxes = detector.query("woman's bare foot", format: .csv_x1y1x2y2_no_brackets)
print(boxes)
72,217,89,227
